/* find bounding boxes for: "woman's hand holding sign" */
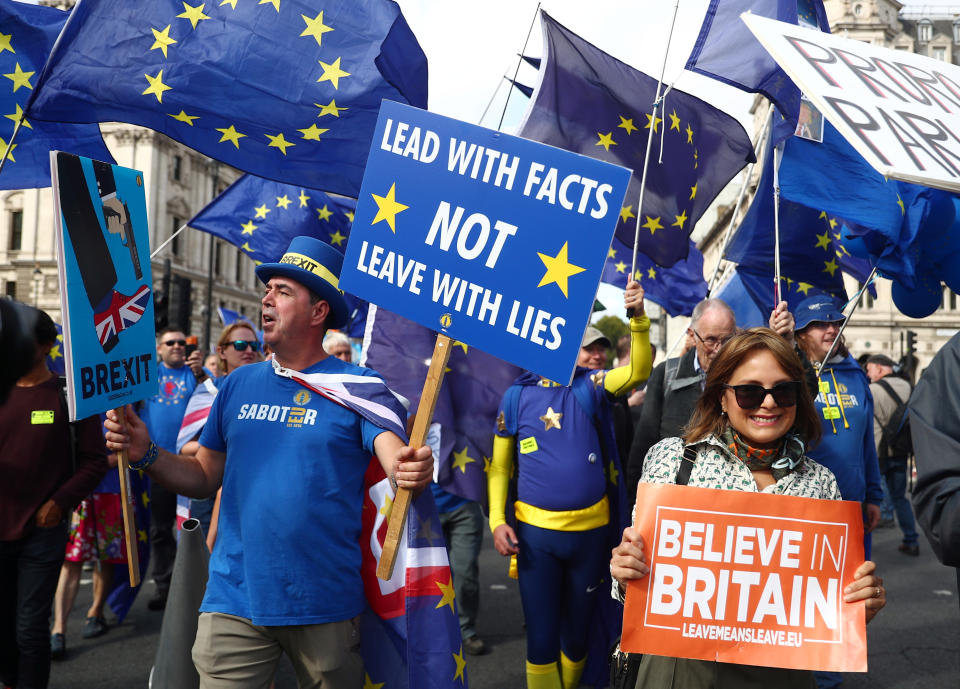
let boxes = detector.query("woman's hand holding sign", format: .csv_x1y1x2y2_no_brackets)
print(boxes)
844,560,885,623
610,526,648,590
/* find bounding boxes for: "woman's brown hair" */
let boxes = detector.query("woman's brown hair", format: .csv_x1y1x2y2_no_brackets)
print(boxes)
216,322,259,374
683,327,822,448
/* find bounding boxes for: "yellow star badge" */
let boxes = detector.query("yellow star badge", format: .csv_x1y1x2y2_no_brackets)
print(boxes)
254,204,270,219
169,110,199,126
240,220,257,235
315,99,348,117
216,124,246,148
298,124,328,141
641,216,663,235
150,25,178,57
266,132,295,155
617,115,637,135
142,69,171,102
316,204,333,221
176,2,210,30
619,205,635,224
276,195,292,210
536,242,585,298
300,11,334,46
371,183,408,233
452,446,476,473
596,132,617,151
318,56,350,89
329,230,346,246
539,406,563,431
435,579,456,614
4,63,33,91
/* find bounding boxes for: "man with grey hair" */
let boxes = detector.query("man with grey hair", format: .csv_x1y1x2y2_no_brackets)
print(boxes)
322,331,353,363
625,298,737,503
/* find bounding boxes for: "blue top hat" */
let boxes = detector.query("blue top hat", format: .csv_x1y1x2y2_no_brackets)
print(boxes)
794,295,845,331
255,236,349,329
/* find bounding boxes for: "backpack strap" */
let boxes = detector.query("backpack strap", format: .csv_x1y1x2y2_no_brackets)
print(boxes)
675,445,698,486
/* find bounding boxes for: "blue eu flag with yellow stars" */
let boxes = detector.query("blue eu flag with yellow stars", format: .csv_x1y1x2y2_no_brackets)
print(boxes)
601,237,706,317
0,2,113,190
26,0,427,197
519,12,754,268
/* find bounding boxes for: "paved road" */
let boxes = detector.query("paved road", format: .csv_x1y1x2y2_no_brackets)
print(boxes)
49,520,958,688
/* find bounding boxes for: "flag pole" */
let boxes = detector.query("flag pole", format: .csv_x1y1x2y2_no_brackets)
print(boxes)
0,115,26,179
629,0,681,280
377,333,452,580
772,136,783,308
114,407,142,587
150,223,188,259
497,2,541,132
816,266,878,373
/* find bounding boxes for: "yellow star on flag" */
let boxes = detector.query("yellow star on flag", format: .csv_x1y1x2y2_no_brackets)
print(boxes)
138,529,148,543
823,258,839,276
316,204,333,221
815,230,831,250
241,242,254,253
345,211,354,222
220,0,238,8
436,579,456,613
537,242,585,298
6,104,30,129
668,110,681,131
452,446,476,473
142,69,171,102
617,116,637,135
828,217,838,230
453,647,466,682
4,63,33,91
614,261,627,274
240,220,257,235
371,183,408,233
453,340,468,354
298,189,310,207
169,110,199,126
539,406,563,431
619,205,635,224
216,124,246,148
796,282,814,295
609,460,619,486
141,492,150,508
259,0,280,11
642,216,663,235
648,267,657,279
276,195,291,210
897,195,905,214
379,493,393,517
177,2,210,30
362,674,384,689
315,99,348,117
298,124,328,141
0,33,12,55
300,11,333,46
634,269,643,282
329,230,346,246
254,204,270,219
685,124,694,144
150,25,178,57
644,113,662,132
49,342,61,360
318,56,350,89
672,210,688,230
596,132,617,151
689,184,697,200
607,247,616,259
0,136,18,162
266,132,294,154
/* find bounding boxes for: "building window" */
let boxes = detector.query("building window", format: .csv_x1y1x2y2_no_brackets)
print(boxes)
173,155,182,182
954,20,960,43
8,209,22,251
171,216,182,256
952,289,958,311
919,21,932,43
235,251,243,283
4,280,15,298
854,4,862,16
933,46,947,62
214,240,222,275
858,282,874,309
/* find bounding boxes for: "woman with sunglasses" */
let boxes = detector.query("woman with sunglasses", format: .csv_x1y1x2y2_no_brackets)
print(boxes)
610,328,885,688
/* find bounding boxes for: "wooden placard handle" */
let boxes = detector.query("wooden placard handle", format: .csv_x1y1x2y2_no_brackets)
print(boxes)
376,333,453,580
113,406,141,587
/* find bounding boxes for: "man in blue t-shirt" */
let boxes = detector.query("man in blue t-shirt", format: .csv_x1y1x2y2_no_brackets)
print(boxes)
138,325,200,611
105,237,433,689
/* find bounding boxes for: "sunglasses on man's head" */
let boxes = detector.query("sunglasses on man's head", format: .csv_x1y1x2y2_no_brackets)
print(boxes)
163,339,187,347
723,381,800,409
230,340,260,352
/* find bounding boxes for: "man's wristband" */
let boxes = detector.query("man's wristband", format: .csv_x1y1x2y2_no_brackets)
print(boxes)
129,442,159,471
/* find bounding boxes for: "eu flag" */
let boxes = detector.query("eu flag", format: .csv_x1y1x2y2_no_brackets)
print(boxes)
520,12,754,267
26,0,427,197
601,237,707,317
0,2,113,189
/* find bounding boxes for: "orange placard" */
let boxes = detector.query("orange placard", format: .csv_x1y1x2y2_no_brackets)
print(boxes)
622,483,866,672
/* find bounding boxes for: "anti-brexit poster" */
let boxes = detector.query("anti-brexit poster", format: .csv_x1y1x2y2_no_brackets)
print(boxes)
340,100,631,384
622,483,867,672
52,152,156,420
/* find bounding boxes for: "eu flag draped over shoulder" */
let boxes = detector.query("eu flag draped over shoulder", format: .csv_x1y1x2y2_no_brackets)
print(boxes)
26,0,427,196
601,237,706,316
519,12,754,267
0,2,113,189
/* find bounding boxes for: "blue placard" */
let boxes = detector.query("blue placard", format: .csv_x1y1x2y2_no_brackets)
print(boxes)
52,152,156,420
341,101,631,384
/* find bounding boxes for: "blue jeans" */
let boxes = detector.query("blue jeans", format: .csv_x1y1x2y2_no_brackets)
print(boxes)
0,522,69,689
883,463,918,546
439,501,483,639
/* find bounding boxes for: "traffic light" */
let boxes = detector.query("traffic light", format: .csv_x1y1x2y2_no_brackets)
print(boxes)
906,330,917,355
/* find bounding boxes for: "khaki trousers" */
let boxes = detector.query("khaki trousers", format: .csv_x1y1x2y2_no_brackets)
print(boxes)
192,612,363,689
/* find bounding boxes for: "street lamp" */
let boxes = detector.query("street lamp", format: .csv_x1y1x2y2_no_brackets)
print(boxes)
32,267,42,307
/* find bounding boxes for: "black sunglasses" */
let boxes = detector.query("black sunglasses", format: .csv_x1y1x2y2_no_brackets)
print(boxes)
230,340,261,352
163,339,187,347
723,381,801,409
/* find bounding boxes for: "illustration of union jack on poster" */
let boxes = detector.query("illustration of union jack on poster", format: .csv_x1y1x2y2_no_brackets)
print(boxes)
52,151,156,420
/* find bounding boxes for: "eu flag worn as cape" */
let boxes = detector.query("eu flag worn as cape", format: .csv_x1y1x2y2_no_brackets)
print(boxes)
601,237,706,317
0,2,113,189
26,0,427,196
519,12,754,267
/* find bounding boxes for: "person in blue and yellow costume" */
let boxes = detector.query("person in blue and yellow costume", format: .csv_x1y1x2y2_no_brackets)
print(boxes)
489,279,651,689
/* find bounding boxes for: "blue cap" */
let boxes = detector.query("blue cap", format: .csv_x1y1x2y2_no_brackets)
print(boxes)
794,295,845,331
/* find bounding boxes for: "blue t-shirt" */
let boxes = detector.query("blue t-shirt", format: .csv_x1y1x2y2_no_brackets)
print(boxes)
198,357,385,625
140,361,197,453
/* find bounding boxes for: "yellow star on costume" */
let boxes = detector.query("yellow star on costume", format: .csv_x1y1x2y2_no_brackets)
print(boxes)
0,137,16,162
453,647,466,682
138,528,148,543
276,195,291,209
641,216,663,235
300,11,333,46
796,282,814,295
254,204,270,219
169,110,199,126
316,204,333,221
823,258,839,276
539,406,563,431
266,132,294,154
452,446,476,473
607,247,617,259
614,261,626,274
216,124,246,148
453,340,468,354
644,113,662,132
5,104,30,129
596,132,617,151
329,230,346,246
177,2,210,30
609,460,619,486
298,124,328,141
897,195,905,214
241,242,254,253
258,0,280,11
685,123,694,144
815,230,831,250
142,69,171,102
220,0,238,8
362,674,384,689
298,189,310,207
371,183,408,233
436,579,456,614
0,33,12,55
689,184,697,200
241,220,257,235
672,210,688,230
4,63,33,91
150,25,177,57
141,492,150,508
617,115,637,135
315,99,347,118
648,267,657,279
318,57,350,89
379,493,393,517
537,242,585,298
619,205,635,224
668,110,681,131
